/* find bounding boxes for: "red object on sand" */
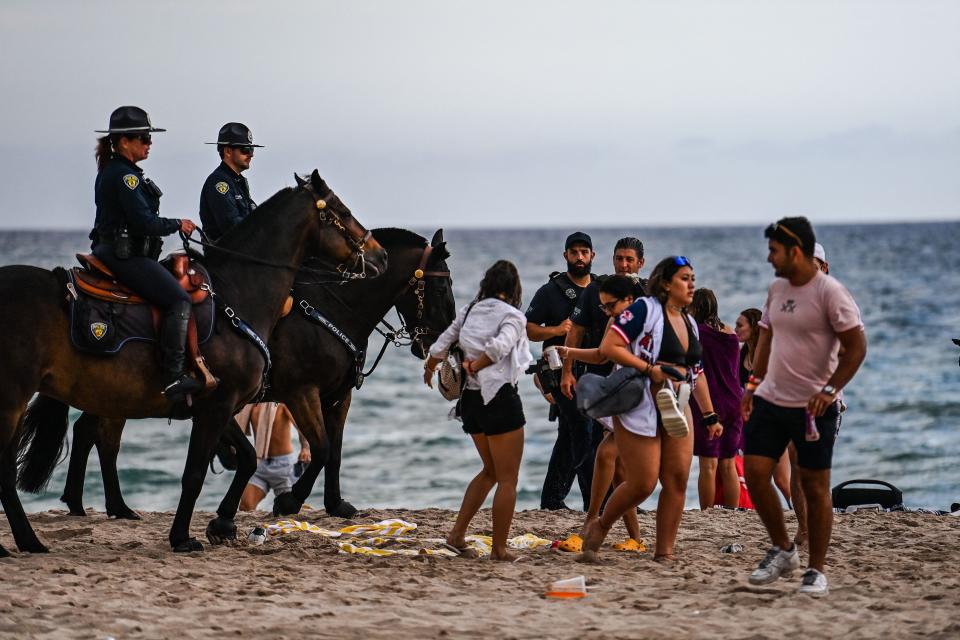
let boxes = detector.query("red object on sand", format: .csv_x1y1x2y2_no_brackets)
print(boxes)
714,455,754,509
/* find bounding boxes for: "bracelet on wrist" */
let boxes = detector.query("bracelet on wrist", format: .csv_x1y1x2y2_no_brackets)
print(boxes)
747,374,764,386
703,413,720,426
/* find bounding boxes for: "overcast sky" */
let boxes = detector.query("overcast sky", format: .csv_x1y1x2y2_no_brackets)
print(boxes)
1,0,957,229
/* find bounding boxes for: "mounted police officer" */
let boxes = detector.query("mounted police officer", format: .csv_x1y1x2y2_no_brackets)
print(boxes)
199,122,262,242
525,231,598,510
91,106,203,399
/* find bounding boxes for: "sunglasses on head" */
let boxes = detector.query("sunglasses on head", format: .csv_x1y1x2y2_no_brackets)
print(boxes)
767,223,804,248
673,256,692,268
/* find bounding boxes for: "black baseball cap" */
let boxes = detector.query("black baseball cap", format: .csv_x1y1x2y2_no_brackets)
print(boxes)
565,231,593,250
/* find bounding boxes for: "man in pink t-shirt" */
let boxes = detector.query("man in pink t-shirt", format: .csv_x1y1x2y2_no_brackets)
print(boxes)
740,217,867,596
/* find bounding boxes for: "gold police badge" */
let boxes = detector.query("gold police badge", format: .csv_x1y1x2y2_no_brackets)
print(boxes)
123,174,139,189
90,322,108,340
216,181,229,194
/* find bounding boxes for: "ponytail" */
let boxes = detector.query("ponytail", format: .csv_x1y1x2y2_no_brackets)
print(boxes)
95,135,123,171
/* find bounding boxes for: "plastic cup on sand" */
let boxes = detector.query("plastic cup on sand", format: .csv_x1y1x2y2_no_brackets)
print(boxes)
546,575,587,599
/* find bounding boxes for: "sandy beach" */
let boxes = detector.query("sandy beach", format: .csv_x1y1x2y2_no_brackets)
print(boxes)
1,507,957,639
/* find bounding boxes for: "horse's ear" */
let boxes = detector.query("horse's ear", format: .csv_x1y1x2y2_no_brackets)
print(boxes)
430,228,444,246
294,173,308,187
432,241,450,261
310,169,330,195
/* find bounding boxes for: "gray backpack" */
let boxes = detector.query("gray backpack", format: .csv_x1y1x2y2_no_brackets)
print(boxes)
576,367,646,419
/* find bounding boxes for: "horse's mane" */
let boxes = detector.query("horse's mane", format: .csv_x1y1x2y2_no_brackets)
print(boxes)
371,227,426,249
215,186,297,249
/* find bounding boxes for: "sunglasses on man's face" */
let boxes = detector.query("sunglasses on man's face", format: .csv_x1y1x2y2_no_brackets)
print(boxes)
232,145,254,156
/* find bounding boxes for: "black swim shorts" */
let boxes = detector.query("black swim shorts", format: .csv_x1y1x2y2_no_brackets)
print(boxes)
744,395,841,470
461,384,525,437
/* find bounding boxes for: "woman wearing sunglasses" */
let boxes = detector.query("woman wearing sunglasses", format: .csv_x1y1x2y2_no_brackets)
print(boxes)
580,256,723,563
555,275,645,552
91,106,202,398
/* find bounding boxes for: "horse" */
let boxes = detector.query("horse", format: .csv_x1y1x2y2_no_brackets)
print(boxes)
50,227,456,520
2,170,387,555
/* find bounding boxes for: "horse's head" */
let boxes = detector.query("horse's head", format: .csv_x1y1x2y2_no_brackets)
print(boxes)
294,170,387,278
393,228,456,359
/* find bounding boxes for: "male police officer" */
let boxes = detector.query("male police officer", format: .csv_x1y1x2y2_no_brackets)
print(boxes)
199,122,263,242
526,232,597,510
561,236,647,399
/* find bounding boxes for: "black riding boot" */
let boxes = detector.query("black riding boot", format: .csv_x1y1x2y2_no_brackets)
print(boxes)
161,300,204,398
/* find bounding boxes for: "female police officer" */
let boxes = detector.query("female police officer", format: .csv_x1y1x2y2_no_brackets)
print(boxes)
91,106,202,399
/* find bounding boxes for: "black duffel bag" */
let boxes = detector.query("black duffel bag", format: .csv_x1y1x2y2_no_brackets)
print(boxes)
576,367,646,419
831,479,903,510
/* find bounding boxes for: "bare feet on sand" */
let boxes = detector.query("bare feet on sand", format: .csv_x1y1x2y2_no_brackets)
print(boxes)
577,518,608,564
491,550,519,562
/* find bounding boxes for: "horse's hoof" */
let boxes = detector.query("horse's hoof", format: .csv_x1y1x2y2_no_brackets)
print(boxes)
326,500,358,519
172,538,204,553
107,507,142,521
272,492,303,516
61,496,87,516
205,517,237,545
19,540,49,554
0,544,11,558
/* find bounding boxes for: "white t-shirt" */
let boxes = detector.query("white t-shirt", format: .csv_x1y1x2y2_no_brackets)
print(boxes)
756,272,863,408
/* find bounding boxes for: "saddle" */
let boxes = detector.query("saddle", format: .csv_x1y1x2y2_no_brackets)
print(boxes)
67,253,217,393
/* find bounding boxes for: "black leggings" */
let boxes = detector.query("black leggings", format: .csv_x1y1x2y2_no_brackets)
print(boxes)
93,245,190,309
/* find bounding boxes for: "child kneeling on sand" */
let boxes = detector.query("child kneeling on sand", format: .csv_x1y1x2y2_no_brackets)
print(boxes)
424,260,533,561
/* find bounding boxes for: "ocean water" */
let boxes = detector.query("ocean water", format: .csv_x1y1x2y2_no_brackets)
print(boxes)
3,222,959,514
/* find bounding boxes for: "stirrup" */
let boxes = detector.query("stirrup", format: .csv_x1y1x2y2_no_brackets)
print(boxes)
163,373,204,399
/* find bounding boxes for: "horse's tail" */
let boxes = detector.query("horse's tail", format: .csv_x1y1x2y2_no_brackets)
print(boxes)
16,395,70,493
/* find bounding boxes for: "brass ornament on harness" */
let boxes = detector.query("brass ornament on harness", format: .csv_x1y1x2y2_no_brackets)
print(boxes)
316,199,327,210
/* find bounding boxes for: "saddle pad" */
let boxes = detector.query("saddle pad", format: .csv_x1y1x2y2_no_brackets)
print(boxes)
69,293,215,355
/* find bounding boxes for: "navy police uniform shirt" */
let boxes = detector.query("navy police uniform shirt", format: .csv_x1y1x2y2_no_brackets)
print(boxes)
199,161,256,242
92,155,180,247
571,275,648,375
525,272,593,350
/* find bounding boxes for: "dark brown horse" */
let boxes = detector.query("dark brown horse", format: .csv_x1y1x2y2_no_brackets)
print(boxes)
2,170,387,555
52,227,455,520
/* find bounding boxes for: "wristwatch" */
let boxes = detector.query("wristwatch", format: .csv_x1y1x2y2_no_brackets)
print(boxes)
820,384,838,396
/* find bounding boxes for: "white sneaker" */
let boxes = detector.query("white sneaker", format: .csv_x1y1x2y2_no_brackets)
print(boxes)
798,568,829,595
748,544,801,585
656,387,689,437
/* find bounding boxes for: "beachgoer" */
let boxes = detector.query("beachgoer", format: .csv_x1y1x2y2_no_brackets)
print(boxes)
579,256,724,563
237,403,311,511
556,275,645,552
424,260,533,561
526,232,597,510
90,106,201,398
813,242,829,274
199,122,263,242
689,288,743,510
742,217,866,595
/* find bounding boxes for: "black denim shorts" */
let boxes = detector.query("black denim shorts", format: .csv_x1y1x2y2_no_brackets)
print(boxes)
744,395,841,470
461,384,525,437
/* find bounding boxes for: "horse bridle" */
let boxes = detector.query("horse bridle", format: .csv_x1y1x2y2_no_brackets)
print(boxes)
394,242,450,355
302,183,374,280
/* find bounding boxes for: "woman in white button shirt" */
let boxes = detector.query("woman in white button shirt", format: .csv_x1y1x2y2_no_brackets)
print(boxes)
424,260,534,561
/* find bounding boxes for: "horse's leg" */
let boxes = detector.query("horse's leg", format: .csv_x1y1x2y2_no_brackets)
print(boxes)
96,418,139,520
205,419,256,545
60,412,99,516
272,391,329,516
168,407,233,552
322,392,358,518
0,445,47,553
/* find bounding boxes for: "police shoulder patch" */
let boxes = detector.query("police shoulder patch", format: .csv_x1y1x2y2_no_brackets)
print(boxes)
215,181,229,195
123,174,139,190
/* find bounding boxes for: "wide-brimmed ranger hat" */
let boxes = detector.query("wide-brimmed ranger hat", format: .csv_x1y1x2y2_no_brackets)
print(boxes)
96,106,166,133
205,122,264,147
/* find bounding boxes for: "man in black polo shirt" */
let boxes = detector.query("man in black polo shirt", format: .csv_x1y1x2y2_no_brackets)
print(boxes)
526,232,596,510
199,122,263,242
